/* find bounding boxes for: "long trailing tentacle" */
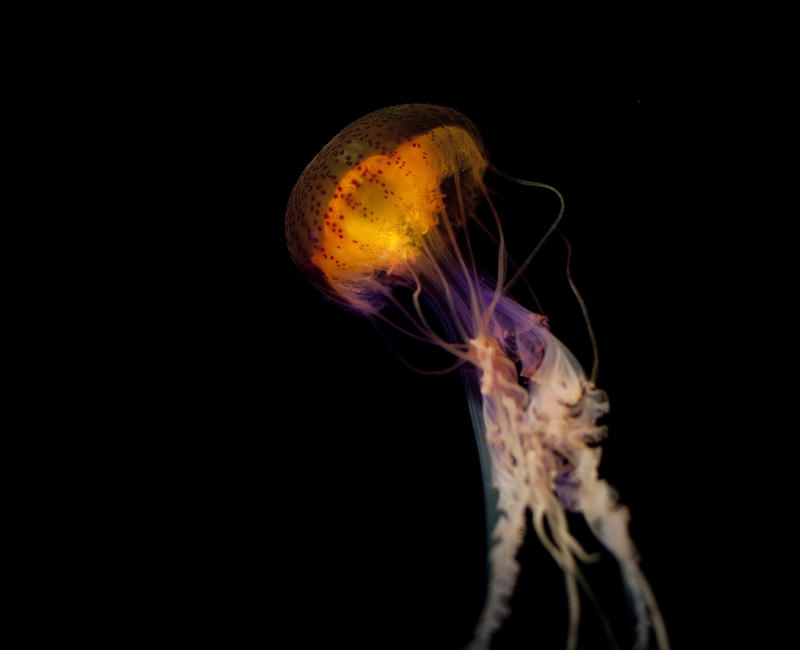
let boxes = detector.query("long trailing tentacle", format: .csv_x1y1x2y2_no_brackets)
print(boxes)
466,295,669,650
575,456,670,650
488,166,565,296
483,167,600,382
466,337,530,650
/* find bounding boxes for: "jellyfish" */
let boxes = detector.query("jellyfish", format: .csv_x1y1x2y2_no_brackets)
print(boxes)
285,104,669,650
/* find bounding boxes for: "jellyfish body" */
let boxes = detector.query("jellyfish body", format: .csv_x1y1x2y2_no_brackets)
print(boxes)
286,104,668,650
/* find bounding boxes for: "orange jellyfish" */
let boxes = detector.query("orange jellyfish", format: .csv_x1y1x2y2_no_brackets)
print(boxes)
285,104,669,650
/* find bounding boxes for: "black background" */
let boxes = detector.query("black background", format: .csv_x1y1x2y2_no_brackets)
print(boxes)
112,21,757,650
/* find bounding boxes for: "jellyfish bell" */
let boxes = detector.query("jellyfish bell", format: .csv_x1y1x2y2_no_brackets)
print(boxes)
285,104,489,318
285,104,669,650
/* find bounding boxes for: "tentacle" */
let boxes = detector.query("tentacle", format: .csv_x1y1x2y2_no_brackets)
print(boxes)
466,300,668,650
466,337,530,650
574,456,671,650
